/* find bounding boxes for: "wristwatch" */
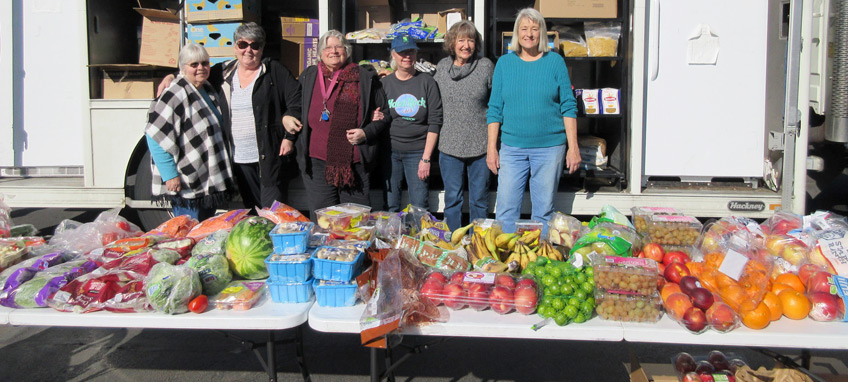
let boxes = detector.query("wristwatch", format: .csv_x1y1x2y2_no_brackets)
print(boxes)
421,158,430,163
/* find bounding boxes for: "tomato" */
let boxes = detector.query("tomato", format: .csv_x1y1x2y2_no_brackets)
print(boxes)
115,220,131,231
100,232,119,246
188,295,208,314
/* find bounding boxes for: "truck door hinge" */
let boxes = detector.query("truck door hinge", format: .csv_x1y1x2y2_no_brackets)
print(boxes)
769,131,785,151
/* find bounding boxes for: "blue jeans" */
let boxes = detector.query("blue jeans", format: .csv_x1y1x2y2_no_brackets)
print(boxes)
172,203,217,222
387,149,429,212
495,143,565,233
439,153,490,231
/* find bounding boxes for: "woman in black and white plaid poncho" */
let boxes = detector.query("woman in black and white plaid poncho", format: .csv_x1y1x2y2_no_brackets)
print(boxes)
145,43,234,220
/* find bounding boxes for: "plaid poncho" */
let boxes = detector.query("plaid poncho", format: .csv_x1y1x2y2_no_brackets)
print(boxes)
145,76,234,208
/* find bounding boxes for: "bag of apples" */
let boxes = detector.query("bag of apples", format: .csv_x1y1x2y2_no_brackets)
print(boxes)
799,263,847,322
419,270,539,315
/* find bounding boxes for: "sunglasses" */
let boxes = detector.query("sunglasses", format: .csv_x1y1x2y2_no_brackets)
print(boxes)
236,41,264,50
188,61,210,68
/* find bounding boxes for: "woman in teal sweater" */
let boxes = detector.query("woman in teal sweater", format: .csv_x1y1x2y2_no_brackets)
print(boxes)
486,8,581,233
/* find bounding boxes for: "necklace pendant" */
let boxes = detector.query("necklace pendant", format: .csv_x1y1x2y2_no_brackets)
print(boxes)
321,109,330,121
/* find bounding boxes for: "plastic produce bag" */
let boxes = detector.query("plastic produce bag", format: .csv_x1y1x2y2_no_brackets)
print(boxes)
2,260,96,308
570,222,641,260
184,254,232,296
144,262,201,314
256,201,310,224
688,239,774,314
584,22,620,57
145,215,199,238
0,195,13,238
49,208,142,253
547,212,588,250
191,229,229,256
346,28,387,41
0,251,66,292
187,209,249,240
153,237,195,257
553,25,588,57
589,205,634,229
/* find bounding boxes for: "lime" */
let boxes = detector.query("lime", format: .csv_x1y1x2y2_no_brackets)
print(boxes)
554,312,568,326
541,295,554,306
564,305,578,318
544,287,555,296
580,300,595,315
563,276,575,285
583,267,594,277
552,297,566,311
537,306,550,318
548,284,562,295
549,267,563,278
573,313,587,324
533,267,546,278
535,257,549,267
575,273,587,284
560,284,573,296
574,290,587,301
581,281,594,294
567,297,580,307
541,275,556,287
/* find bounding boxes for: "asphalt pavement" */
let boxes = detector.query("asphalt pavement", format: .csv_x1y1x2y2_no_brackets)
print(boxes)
1,208,847,382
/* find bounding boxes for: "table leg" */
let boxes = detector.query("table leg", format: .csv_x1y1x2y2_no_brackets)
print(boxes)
267,331,277,382
295,326,311,382
385,346,395,382
371,347,380,382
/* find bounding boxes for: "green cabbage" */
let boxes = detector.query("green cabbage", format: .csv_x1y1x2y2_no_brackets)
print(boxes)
143,263,201,314
185,254,232,296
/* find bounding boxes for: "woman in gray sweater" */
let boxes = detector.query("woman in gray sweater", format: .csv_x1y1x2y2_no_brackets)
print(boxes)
433,21,494,231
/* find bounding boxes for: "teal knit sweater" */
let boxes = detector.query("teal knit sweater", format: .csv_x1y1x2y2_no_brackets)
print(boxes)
486,52,577,148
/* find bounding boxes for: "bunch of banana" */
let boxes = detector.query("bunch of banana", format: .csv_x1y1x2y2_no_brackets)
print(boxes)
420,216,449,232
504,241,538,271
518,229,542,251
536,240,564,261
494,232,519,251
449,223,473,245
419,228,457,250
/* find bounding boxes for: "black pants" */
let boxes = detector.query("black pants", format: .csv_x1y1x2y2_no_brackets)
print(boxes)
233,162,286,209
302,157,370,217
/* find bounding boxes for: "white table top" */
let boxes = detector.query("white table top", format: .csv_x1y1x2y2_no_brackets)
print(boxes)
309,303,624,341
622,315,848,350
0,306,13,324
7,297,312,330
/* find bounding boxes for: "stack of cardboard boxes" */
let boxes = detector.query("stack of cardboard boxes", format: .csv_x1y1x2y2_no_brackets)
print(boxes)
280,17,319,76
185,0,262,65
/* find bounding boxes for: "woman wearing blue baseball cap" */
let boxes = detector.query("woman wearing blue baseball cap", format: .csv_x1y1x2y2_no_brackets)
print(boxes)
381,33,444,212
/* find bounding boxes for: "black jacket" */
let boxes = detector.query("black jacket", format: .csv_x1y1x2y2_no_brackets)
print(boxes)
209,58,302,187
294,64,389,175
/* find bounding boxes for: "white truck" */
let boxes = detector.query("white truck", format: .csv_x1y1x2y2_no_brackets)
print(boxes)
0,0,843,229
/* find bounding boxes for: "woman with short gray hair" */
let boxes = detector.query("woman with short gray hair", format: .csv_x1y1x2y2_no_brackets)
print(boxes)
290,30,389,213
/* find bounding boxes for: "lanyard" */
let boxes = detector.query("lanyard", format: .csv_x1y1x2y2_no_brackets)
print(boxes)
317,65,341,121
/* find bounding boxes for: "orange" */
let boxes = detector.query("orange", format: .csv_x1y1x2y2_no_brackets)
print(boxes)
771,283,794,295
699,272,718,291
778,289,811,320
661,283,683,303
719,285,748,311
773,273,805,294
704,252,725,269
740,301,771,330
761,291,783,321
715,273,737,289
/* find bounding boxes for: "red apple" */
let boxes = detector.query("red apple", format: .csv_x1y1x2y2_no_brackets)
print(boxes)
426,272,448,285
642,243,665,263
442,283,468,310
708,350,729,371
679,276,701,296
695,360,715,375
682,307,708,333
449,272,466,285
715,370,736,382
699,374,715,382
489,286,515,314
664,262,692,284
674,352,698,374
690,287,715,310
657,262,667,278
808,292,846,322
467,283,491,311
516,277,537,291
663,251,691,265
682,372,701,382
799,263,825,284
806,271,834,294
495,274,516,289
420,280,444,305
513,286,538,315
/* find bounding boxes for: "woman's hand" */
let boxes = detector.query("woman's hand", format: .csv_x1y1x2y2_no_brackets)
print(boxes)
565,147,582,174
418,160,430,181
279,139,294,156
346,129,366,145
283,115,302,135
487,148,500,175
372,107,384,121
165,177,181,193
156,74,176,97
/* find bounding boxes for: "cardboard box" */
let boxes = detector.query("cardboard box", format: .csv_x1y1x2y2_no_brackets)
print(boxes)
94,64,174,99
281,18,319,37
357,5,393,30
185,0,260,23
187,22,242,57
438,8,466,35
501,31,560,55
410,12,439,28
533,0,617,19
135,7,180,68
280,37,318,77
210,56,234,65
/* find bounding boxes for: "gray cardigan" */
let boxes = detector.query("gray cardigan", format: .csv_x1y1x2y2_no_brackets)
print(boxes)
433,56,493,158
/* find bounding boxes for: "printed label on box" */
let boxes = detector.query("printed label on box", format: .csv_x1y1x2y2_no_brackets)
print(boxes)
818,230,848,275
463,271,495,284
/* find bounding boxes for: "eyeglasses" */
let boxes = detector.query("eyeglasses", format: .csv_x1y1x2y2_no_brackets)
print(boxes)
188,61,210,68
236,40,264,50
323,45,345,52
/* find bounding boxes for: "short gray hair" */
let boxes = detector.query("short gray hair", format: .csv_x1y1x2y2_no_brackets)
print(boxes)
510,8,549,53
179,43,210,72
233,22,266,47
318,30,353,64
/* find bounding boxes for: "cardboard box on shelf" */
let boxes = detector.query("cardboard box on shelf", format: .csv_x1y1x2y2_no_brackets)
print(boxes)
533,0,617,19
134,6,180,68
187,22,242,57
410,12,439,28
501,31,559,55
357,5,393,30
94,64,174,99
185,0,260,23
280,37,318,77
281,18,319,37
438,8,466,35
210,56,234,65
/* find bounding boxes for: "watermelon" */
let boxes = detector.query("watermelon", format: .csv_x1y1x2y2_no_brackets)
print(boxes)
226,216,275,279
